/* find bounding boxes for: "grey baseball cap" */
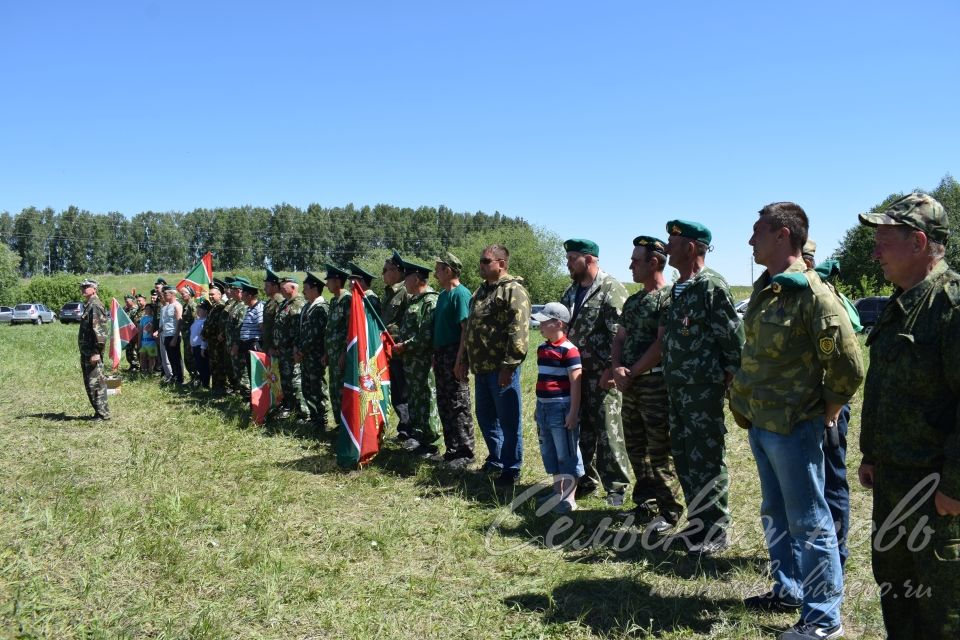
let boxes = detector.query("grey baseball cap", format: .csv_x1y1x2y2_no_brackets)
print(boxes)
532,302,571,324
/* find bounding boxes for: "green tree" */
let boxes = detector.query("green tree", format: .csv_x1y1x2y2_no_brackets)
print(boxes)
0,244,22,305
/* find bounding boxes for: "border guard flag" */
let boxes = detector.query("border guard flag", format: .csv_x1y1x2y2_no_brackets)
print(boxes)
250,351,283,425
108,298,137,371
177,252,214,299
336,279,393,468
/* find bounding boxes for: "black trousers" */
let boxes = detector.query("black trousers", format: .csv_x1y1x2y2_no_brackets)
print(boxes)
163,336,184,384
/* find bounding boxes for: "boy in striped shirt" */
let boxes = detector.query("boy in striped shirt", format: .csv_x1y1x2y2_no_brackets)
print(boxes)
533,302,584,513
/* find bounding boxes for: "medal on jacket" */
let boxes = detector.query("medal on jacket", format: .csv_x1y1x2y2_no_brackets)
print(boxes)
681,315,690,336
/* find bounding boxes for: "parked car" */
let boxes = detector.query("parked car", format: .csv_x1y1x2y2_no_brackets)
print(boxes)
734,298,750,318
854,296,889,333
59,302,84,324
11,303,56,325
0,306,13,324
529,304,545,329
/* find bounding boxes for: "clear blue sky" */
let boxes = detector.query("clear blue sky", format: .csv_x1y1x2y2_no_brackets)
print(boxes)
1,1,957,284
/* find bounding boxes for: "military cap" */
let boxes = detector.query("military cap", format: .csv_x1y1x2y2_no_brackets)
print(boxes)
401,258,432,278
79,279,99,289
230,276,252,288
135,292,147,300
432,251,463,271
198,299,212,311
155,277,167,285
563,238,600,257
325,263,351,281
162,285,176,293
240,283,259,294
279,275,300,285
304,271,325,288
264,268,281,284
802,239,817,260
388,251,404,268
347,262,377,282
666,219,712,244
858,192,949,243
211,278,227,293
123,294,135,301
632,235,668,255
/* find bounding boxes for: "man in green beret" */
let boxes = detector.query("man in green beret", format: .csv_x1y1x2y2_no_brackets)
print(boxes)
855,193,960,638
296,272,329,435
606,235,683,532
348,262,381,317
262,268,285,362
324,264,352,427
660,219,744,556
382,251,412,439
560,238,632,506
274,276,307,419
123,294,143,373
202,280,230,396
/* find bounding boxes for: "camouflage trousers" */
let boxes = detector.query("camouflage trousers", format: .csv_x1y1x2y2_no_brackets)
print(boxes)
389,357,411,436
125,341,140,371
404,353,440,446
208,342,229,392
578,368,632,496
231,346,249,392
301,353,328,430
871,465,960,639
622,373,684,522
81,355,109,418
433,344,474,456
328,360,345,429
278,347,306,415
224,340,242,391
180,329,195,378
666,383,730,533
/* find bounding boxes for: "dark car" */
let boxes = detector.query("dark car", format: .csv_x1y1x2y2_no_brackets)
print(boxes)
60,302,84,324
854,296,889,333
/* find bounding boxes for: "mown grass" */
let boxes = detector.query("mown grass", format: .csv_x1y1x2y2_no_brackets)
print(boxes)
0,319,882,639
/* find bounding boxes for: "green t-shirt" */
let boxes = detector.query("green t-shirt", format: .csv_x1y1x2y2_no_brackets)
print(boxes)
433,283,471,348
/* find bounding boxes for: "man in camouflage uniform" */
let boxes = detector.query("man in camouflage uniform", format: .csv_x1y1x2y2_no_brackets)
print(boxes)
456,244,532,486
178,286,197,383
348,262,381,317
382,251,412,440
78,279,110,420
202,280,229,396
224,277,249,393
262,268,284,359
395,259,441,456
296,272,329,435
560,238,632,505
124,294,142,372
731,203,864,640
608,235,683,532
856,193,960,639
661,219,744,556
324,264,352,429
274,276,307,419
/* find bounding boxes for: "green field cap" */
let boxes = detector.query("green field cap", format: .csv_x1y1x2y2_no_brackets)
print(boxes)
858,192,949,243
432,251,463,271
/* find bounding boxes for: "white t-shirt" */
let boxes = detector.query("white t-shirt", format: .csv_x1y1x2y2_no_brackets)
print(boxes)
190,317,207,349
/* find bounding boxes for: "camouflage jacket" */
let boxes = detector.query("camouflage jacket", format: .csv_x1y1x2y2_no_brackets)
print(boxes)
261,292,285,353
78,295,109,357
274,295,306,352
861,260,960,497
399,289,439,359
127,304,143,325
382,283,408,337
660,266,744,386
180,298,196,336
297,297,328,356
201,301,227,347
224,299,246,346
619,284,672,366
325,290,353,359
561,269,628,374
730,259,864,435
463,274,531,374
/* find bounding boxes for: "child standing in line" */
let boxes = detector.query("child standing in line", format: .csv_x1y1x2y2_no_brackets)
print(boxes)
191,300,210,388
531,302,584,513
139,303,157,375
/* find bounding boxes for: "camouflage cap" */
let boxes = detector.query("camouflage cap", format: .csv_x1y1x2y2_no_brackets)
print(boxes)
347,262,376,282
432,251,463,271
80,279,99,289
666,220,712,244
135,292,147,300
401,258,432,278
632,235,667,255
858,192,949,243
802,239,817,260
563,238,600,257
325,263,350,281
264,268,281,284
304,271,325,288
123,294,135,300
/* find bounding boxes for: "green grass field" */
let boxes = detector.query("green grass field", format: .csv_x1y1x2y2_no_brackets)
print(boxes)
0,317,884,639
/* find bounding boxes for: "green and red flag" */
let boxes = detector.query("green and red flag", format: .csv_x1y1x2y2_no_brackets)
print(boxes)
108,298,137,371
336,279,394,468
250,351,283,425
177,252,214,299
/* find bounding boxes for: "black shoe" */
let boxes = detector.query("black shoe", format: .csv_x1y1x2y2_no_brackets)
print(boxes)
412,444,440,459
478,462,502,476
275,408,292,419
743,590,802,612
606,492,626,507
92,413,111,421
778,622,844,640
575,483,597,499
687,530,729,557
494,473,519,488
630,502,658,526
647,516,677,535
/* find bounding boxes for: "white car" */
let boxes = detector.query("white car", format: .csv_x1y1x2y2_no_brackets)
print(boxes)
0,306,13,324
11,303,56,325
734,299,750,318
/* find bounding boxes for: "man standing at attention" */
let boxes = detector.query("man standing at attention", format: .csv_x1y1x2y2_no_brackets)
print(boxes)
324,264,352,429
560,238,632,506
660,220,744,555
274,276,306,419
78,279,110,420
382,251,412,441
261,268,285,367
456,244,531,486
731,203,863,640
296,271,329,436
857,193,960,639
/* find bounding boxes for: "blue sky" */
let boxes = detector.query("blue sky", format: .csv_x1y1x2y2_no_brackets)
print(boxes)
1,1,957,284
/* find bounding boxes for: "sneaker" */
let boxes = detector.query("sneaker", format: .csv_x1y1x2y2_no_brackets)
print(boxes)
687,530,729,557
779,622,844,640
394,429,413,442
412,444,440,458
551,500,578,514
400,437,421,451
606,492,626,507
574,483,597,499
743,590,802,612
275,408,292,419
646,515,677,535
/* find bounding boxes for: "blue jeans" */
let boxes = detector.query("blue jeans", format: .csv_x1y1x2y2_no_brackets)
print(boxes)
535,399,584,477
474,369,523,477
749,418,843,628
824,405,850,569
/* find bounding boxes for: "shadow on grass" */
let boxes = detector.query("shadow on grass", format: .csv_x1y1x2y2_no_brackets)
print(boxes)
21,411,96,422
504,575,741,636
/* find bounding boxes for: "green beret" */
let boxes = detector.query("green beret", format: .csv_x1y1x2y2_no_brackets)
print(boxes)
241,283,259,294
563,238,600,257
304,271,325,288
632,235,667,254
325,263,351,281
401,258,432,278
432,251,463,271
666,219,712,244
264,268,281,284
230,276,252,288
279,275,300,285
347,262,376,282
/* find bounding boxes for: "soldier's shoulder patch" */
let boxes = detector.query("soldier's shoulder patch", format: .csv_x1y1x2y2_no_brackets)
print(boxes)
819,336,836,355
